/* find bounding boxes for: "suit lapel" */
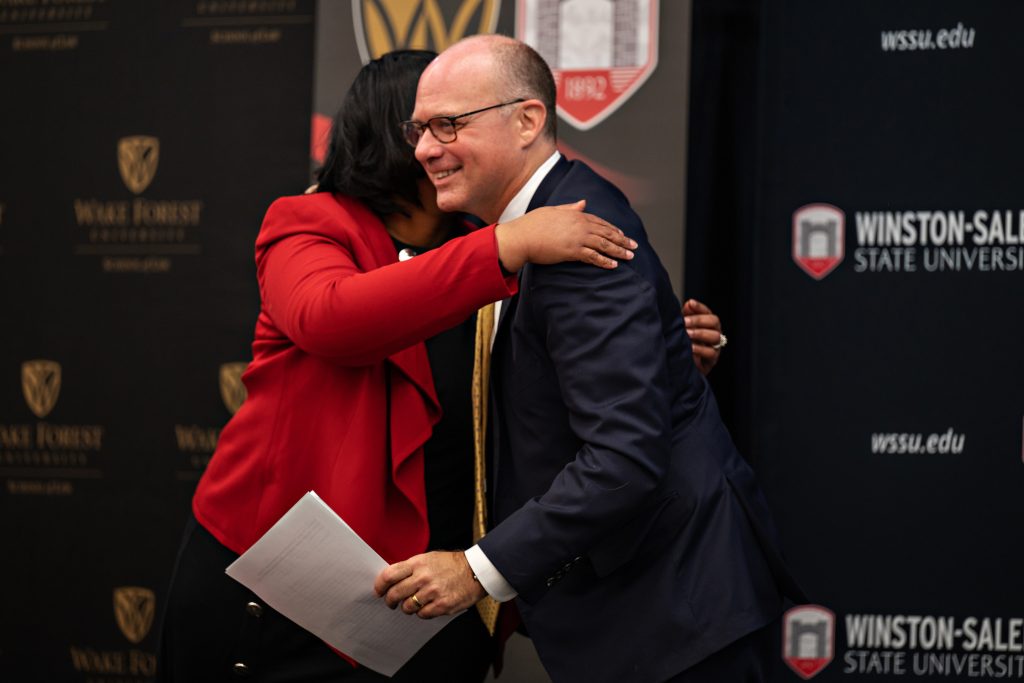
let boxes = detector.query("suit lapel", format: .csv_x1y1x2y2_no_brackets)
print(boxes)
490,158,574,498
494,294,516,347
526,156,571,212
493,157,573,350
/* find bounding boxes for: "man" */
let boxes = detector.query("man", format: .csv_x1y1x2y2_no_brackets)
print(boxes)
375,35,803,682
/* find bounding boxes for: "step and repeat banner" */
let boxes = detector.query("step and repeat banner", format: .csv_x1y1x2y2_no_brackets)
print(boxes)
7,1,1023,681
0,1,314,678
1,1,691,680
752,2,1024,681
5,1,1023,682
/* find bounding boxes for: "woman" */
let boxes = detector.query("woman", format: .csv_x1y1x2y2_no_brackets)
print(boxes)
157,49,638,682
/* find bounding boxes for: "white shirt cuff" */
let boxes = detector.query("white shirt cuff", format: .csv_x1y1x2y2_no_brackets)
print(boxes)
464,544,518,602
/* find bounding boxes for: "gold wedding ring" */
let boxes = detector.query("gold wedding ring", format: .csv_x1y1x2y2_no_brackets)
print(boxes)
410,594,423,609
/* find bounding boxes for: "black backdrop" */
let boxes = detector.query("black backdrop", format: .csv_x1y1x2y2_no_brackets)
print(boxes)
1,1,313,677
689,1,1024,680
4,0,1024,681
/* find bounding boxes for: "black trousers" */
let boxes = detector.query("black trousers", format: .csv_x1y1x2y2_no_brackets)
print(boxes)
156,515,494,683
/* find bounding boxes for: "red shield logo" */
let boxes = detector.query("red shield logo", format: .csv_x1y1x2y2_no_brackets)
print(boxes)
783,605,836,680
793,203,845,279
517,0,659,130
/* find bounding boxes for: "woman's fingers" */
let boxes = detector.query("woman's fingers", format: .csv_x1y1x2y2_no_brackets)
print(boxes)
687,327,723,346
594,224,637,251
583,234,634,265
550,199,587,211
691,343,718,361
682,298,711,316
580,247,618,270
685,314,722,336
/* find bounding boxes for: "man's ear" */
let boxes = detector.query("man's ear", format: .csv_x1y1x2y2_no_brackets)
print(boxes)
516,100,548,146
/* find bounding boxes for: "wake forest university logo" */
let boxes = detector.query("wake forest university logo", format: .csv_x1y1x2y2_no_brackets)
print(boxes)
353,0,500,62
21,359,61,419
219,362,248,415
518,0,659,130
113,586,156,644
793,203,845,280
783,605,836,680
117,135,160,195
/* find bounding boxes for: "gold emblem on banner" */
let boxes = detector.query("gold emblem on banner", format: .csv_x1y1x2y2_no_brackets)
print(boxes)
21,359,61,419
219,362,248,415
113,586,155,644
117,136,160,195
355,0,499,62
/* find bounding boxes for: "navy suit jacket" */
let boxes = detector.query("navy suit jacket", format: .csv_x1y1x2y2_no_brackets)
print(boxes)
477,158,803,683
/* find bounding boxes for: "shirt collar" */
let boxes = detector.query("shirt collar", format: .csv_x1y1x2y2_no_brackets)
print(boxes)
497,151,562,224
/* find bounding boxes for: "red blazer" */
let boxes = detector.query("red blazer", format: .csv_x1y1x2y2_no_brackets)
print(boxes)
193,192,517,562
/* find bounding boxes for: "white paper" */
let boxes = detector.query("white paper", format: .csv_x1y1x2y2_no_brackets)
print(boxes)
225,491,455,677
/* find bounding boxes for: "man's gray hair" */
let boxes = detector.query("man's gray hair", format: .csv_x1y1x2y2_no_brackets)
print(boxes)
493,39,558,141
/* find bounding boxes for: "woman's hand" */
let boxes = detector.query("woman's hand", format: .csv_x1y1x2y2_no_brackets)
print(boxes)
494,200,636,273
683,298,725,376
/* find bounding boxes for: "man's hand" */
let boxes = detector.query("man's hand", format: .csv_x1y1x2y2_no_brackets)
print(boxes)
683,298,724,376
373,551,487,619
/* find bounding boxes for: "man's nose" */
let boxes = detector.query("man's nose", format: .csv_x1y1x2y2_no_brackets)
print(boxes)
414,129,443,163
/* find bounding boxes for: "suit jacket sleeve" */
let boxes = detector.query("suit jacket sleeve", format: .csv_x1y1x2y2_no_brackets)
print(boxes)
478,258,676,597
255,195,517,366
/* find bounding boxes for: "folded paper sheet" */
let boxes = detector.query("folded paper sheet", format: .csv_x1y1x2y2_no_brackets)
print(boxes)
226,491,455,676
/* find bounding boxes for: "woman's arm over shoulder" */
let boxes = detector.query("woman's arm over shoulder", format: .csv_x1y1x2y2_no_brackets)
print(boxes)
255,193,517,365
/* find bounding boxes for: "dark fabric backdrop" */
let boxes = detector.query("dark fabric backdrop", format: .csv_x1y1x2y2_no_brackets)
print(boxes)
0,2,314,679
686,2,1024,681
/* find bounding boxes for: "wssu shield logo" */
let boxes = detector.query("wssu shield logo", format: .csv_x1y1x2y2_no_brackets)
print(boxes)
783,605,836,680
117,135,160,195
219,362,248,415
353,0,500,63
793,203,845,280
21,359,61,419
518,0,660,130
113,586,156,644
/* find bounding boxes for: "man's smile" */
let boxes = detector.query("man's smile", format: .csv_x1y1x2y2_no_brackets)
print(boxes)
432,167,461,182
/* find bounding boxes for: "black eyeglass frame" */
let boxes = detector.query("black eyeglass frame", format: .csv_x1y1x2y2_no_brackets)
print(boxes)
400,98,525,147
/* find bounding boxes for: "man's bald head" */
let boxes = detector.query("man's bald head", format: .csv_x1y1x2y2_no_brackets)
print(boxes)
434,34,558,141
412,35,559,222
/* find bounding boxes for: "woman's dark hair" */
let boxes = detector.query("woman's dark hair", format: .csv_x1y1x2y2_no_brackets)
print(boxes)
315,50,436,217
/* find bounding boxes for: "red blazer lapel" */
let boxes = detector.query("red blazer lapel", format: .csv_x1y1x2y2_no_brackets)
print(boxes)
343,197,440,516
339,195,441,414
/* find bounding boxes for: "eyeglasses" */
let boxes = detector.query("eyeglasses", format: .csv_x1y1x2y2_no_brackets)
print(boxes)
400,99,525,147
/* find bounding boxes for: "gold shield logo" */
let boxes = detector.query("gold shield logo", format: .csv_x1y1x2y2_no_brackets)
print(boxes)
219,362,248,415
117,135,160,195
353,0,500,63
113,586,155,644
21,359,61,419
